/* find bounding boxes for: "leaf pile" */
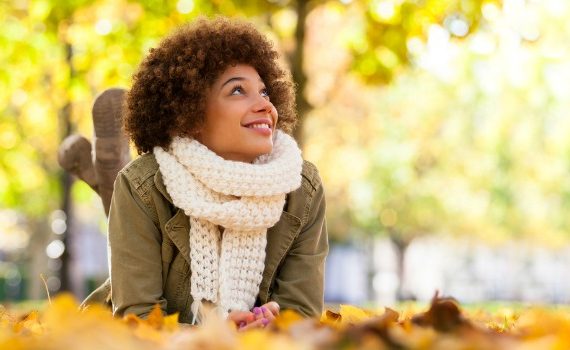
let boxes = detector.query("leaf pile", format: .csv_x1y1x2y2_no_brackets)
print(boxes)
2,293,570,349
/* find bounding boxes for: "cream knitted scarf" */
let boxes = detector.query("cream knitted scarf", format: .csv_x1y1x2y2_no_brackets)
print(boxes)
153,130,302,324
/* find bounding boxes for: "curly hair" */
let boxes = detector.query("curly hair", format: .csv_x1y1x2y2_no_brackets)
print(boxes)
124,16,297,154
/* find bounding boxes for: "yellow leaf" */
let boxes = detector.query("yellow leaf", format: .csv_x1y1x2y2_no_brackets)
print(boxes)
132,323,164,344
239,329,299,350
13,311,43,335
163,313,179,332
338,304,375,325
320,309,342,328
273,309,304,331
146,304,164,329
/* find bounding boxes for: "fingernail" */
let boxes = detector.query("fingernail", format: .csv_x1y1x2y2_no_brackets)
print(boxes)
253,307,260,315
261,306,267,313
239,321,246,328
262,318,269,326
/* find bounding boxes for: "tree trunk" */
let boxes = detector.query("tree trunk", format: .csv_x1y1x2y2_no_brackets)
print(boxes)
291,0,310,147
389,232,411,301
58,42,75,292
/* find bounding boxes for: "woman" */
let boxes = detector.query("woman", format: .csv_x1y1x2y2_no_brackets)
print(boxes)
83,16,328,329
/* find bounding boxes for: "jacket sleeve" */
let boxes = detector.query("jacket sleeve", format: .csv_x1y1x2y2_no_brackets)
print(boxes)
270,170,329,318
108,172,167,319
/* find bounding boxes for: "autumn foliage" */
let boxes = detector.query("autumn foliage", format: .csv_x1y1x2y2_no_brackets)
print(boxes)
2,293,570,349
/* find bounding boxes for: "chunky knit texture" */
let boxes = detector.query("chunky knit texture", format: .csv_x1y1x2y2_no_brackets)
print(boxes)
153,130,302,324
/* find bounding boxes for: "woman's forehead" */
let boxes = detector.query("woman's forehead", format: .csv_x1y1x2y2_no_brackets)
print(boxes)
217,64,263,83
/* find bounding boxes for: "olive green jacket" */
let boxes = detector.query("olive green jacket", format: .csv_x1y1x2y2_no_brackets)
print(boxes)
82,153,328,323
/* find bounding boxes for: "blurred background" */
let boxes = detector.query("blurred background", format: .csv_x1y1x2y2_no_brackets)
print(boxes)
2,0,570,308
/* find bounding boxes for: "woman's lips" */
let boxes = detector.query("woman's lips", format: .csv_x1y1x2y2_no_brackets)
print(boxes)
242,119,273,136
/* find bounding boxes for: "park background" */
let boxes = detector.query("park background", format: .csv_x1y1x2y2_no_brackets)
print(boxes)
2,0,570,309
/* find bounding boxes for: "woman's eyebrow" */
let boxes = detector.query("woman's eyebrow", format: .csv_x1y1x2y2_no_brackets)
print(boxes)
221,77,265,89
221,77,245,88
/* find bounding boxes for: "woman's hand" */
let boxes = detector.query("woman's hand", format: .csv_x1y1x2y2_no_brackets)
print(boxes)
260,301,280,317
227,310,255,329
242,301,280,330
228,301,280,331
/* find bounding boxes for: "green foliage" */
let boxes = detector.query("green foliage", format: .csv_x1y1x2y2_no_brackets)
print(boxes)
1,0,491,243
346,0,497,84
307,1,570,246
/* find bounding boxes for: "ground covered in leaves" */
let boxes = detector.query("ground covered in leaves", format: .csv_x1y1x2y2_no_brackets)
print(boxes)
2,293,570,349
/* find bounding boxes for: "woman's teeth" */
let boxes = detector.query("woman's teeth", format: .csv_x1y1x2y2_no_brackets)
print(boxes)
249,124,270,129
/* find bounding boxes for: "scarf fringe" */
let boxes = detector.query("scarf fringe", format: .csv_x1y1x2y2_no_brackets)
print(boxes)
190,299,201,325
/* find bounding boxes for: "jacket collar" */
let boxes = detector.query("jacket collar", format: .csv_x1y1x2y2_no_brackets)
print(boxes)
154,169,174,204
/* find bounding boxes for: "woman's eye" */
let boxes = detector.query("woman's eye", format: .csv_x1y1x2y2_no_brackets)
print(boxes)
261,88,269,98
231,85,244,95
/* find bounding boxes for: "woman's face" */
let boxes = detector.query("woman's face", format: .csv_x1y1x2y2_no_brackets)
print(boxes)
196,64,278,163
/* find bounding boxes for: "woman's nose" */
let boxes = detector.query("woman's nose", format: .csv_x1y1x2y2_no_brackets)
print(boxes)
252,98,278,124
252,96,273,114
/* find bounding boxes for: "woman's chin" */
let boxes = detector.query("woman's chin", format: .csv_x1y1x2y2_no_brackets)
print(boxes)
250,142,273,156
259,145,274,156
247,147,273,162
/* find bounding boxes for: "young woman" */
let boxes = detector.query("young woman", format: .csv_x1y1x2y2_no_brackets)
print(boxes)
83,17,328,329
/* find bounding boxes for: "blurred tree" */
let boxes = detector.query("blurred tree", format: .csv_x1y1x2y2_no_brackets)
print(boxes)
1,0,182,297
305,0,570,299
2,0,491,298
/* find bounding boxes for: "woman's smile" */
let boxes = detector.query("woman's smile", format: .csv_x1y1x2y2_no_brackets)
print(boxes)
242,118,273,136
